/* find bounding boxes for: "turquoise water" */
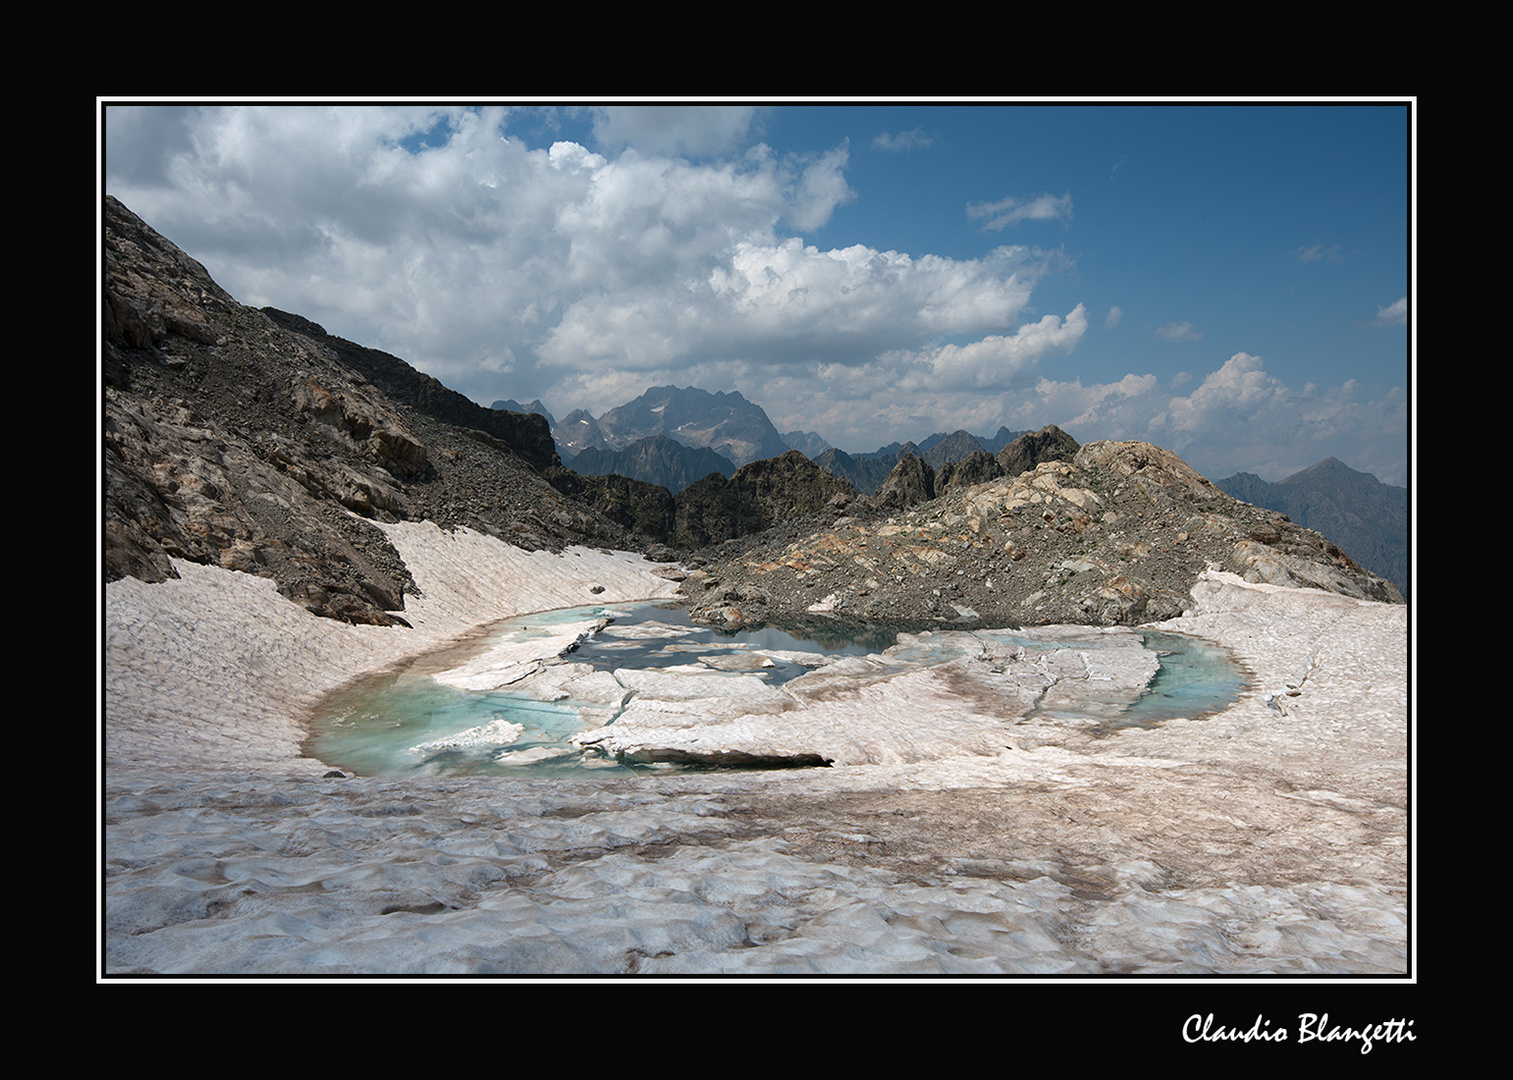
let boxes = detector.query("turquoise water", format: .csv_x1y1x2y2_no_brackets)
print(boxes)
305,602,884,778
305,604,1248,777
1108,631,1249,731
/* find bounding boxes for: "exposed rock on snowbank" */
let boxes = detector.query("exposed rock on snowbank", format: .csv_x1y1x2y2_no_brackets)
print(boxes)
104,521,681,774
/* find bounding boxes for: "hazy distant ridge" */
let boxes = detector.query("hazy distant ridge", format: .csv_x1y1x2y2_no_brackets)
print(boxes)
1215,457,1409,598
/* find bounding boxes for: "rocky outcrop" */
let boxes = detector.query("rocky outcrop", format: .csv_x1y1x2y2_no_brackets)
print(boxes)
103,196,661,626
867,425,1083,511
542,466,677,548
996,424,1081,478
264,308,562,474
672,450,858,550
681,439,1404,630
820,425,1075,501
937,449,1003,495
872,453,936,511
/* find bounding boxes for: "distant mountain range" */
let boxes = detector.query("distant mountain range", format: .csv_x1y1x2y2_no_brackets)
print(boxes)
502,384,1047,496
569,435,736,494
498,386,1031,493
781,430,832,458
546,385,791,469
1214,458,1409,598
490,398,554,425
485,388,1409,599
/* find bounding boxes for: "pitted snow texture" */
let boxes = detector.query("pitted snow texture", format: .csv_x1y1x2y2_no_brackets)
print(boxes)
103,524,1409,977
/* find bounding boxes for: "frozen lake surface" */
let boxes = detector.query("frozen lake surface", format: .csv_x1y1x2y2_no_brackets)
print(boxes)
105,527,1408,977
306,602,1247,778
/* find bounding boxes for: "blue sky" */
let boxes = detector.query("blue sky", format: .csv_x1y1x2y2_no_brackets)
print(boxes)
101,100,1412,485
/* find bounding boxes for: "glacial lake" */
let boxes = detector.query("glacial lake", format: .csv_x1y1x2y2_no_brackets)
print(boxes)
304,601,1248,779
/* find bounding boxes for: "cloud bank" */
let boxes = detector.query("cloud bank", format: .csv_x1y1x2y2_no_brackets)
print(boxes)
103,104,1408,486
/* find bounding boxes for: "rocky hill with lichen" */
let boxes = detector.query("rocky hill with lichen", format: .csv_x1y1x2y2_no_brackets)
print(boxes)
679,439,1404,630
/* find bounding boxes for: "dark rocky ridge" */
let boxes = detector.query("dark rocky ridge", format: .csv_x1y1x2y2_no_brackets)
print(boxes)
672,450,858,550
570,434,737,494
863,425,1081,513
814,425,1069,495
811,446,905,495
104,195,673,625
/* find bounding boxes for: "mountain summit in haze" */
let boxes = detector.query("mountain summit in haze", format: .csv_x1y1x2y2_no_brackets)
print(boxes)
569,435,737,494
552,385,790,468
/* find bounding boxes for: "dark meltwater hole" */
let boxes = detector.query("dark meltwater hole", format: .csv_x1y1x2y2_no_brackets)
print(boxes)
304,602,1247,778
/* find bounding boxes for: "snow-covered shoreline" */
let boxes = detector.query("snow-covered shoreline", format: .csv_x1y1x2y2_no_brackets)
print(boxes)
102,521,1411,977
103,521,684,775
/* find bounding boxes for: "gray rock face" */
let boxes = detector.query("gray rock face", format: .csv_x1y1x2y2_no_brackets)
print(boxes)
996,424,1081,478
103,196,657,625
781,429,832,457
872,453,936,511
672,450,858,551
818,425,1069,499
682,440,1404,630
937,449,1003,495
551,408,610,460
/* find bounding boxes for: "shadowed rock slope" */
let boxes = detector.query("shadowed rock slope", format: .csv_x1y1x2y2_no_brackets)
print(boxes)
681,439,1404,630
104,195,672,626
673,450,858,550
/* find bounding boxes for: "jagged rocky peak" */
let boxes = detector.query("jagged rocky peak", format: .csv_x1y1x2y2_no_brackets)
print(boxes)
569,435,737,494
997,424,1080,477
920,429,984,469
673,450,858,551
781,429,832,457
937,449,1002,494
872,453,935,511
492,398,555,427
814,425,1065,497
